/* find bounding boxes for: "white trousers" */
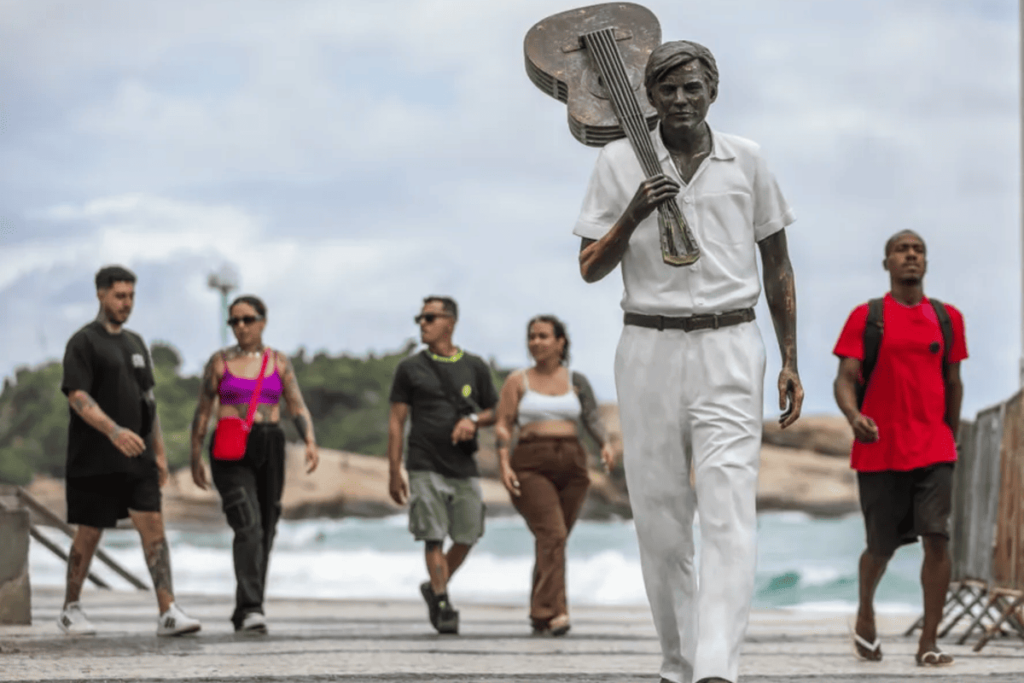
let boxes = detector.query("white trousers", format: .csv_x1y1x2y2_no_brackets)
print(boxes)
615,321,765,683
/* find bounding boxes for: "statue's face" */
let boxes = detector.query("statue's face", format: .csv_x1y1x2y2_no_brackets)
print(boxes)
647,60,717,134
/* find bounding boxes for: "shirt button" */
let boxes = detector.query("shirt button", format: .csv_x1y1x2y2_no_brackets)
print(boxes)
683,196,693,204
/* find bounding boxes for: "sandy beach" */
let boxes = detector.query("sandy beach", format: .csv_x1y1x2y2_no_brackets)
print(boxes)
1,587,1020,682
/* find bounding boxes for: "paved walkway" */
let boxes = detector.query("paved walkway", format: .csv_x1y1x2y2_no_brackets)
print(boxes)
0,587,1021,682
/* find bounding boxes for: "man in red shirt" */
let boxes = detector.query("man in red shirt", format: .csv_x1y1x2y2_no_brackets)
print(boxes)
833,230,966,667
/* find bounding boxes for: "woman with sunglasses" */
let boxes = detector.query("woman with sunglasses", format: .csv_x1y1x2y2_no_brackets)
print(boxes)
494,315,615,636
189,295,319,633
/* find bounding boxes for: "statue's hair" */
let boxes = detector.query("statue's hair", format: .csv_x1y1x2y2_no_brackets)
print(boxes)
645,40,719,93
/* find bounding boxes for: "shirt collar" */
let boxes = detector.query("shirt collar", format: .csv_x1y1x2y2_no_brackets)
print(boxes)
654,124,736,163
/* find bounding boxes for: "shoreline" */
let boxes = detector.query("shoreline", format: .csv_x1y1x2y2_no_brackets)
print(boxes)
21,413,863,529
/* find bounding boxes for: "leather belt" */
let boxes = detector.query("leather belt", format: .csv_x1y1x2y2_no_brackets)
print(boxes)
623,308,755,332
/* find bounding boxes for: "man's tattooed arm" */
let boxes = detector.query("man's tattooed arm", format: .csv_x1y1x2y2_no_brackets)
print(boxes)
145,389,166,459
280,353,316,446
68,390,119,438
758,229,804,427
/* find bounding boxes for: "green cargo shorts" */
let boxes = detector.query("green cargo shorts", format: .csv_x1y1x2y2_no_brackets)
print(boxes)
407,470,485,545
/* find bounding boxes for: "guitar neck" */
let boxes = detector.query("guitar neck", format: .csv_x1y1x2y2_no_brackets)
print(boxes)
580,28,662,179
581,27,699,264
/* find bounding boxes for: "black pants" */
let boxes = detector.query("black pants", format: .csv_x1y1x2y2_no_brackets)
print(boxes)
210,423,286,628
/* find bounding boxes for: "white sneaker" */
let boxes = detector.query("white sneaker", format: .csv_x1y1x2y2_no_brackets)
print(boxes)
239,612,268,634
57,602,97,636
157,602,201,636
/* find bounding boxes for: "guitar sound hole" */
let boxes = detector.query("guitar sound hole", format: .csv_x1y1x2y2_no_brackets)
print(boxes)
583,65,642,100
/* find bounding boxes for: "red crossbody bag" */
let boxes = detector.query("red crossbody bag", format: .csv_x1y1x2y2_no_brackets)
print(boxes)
212,350,270,461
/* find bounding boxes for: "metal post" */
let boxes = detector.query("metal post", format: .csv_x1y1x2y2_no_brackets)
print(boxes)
220,289,230,347
207,265,239,349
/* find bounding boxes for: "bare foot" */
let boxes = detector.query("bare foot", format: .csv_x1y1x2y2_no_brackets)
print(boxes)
853,608,882,661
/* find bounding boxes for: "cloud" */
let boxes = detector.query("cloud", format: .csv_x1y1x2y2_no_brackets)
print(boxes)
0,0,1019,419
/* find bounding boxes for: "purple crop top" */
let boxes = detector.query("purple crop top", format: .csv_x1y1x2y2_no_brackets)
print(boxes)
218,353,283,405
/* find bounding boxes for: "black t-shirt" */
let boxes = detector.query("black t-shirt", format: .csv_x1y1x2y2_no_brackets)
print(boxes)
389,349,498,479
61,321,157,478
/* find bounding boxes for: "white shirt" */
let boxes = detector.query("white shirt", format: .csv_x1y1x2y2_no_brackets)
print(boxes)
573,126,795,316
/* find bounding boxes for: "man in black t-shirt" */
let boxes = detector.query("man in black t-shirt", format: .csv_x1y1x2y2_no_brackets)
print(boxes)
387,296,497,634
58,265,200,637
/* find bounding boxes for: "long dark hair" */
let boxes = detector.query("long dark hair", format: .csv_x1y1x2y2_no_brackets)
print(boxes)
527,315,570,364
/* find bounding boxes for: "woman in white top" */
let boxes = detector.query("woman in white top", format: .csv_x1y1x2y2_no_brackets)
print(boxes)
495,315,615,635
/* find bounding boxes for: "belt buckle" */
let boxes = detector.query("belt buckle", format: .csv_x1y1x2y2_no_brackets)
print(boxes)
711,313,720,330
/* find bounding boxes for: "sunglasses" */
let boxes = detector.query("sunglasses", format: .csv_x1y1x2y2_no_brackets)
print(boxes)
228,315,263,327
414,313,452,325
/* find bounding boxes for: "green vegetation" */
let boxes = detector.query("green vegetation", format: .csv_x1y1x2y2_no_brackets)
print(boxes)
0,341,509,485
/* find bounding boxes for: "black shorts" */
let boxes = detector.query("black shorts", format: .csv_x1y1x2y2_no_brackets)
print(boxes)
66,471,162,529
857,462,954,557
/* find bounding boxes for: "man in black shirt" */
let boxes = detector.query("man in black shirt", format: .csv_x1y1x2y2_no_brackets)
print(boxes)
387,296,497,634
59,265,200,637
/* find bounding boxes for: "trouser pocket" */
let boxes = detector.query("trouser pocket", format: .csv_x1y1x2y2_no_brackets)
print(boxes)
222,487,257,531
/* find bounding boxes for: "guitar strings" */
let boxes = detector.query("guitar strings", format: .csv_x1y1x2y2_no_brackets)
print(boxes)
582,28,697,257
582,30,658,174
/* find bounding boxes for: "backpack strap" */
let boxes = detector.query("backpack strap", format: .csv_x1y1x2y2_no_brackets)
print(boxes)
928,297,954,376
857,298,885,410
420,349,481,415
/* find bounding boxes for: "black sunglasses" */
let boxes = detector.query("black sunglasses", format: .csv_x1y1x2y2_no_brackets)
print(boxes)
228,315,263,327
414,313,452,325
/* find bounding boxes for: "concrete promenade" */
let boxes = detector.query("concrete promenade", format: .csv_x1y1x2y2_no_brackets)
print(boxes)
0,587,1021,682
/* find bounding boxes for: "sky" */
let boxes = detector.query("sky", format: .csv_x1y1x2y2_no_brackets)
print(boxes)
0,0,1019,420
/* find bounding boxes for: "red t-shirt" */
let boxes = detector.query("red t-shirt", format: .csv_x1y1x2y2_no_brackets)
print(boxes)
833,294,967,472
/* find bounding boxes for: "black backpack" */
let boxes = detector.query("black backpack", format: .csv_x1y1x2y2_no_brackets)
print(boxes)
857,297,954,409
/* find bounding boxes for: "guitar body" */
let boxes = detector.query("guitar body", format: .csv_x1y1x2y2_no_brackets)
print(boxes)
524,3,661,147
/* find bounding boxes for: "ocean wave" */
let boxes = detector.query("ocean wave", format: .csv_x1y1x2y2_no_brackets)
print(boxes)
27,514,925,611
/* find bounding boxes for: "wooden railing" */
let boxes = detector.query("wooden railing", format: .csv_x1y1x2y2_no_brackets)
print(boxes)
0,483,148,591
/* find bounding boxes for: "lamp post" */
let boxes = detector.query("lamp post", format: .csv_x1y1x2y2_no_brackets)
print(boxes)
207,265,240,348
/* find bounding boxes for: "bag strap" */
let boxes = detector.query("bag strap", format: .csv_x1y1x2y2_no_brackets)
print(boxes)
420,350,480,415
244,350,271,430
928,297,954,374
857,296,955,410
857,298,885,410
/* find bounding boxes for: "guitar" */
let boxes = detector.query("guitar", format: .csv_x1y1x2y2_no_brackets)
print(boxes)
524,3,699,266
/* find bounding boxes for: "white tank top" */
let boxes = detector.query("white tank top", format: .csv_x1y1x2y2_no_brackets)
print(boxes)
517,368,582,426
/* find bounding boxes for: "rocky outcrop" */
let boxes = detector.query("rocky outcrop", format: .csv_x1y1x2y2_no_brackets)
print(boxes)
23,412,859,526
761,414,854,457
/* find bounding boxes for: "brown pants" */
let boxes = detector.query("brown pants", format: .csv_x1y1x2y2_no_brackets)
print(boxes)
511,436,590,626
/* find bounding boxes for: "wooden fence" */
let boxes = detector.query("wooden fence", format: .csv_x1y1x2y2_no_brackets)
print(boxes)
933,391,1024,650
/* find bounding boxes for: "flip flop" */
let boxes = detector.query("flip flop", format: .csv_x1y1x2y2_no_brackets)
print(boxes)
916,651,954,667
850,629,882,662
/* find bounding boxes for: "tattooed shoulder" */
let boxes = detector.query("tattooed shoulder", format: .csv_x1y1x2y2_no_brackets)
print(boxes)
200,354,222,395
278,351,294,376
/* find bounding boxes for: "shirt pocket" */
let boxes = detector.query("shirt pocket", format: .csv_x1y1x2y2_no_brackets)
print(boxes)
697,190,754,246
